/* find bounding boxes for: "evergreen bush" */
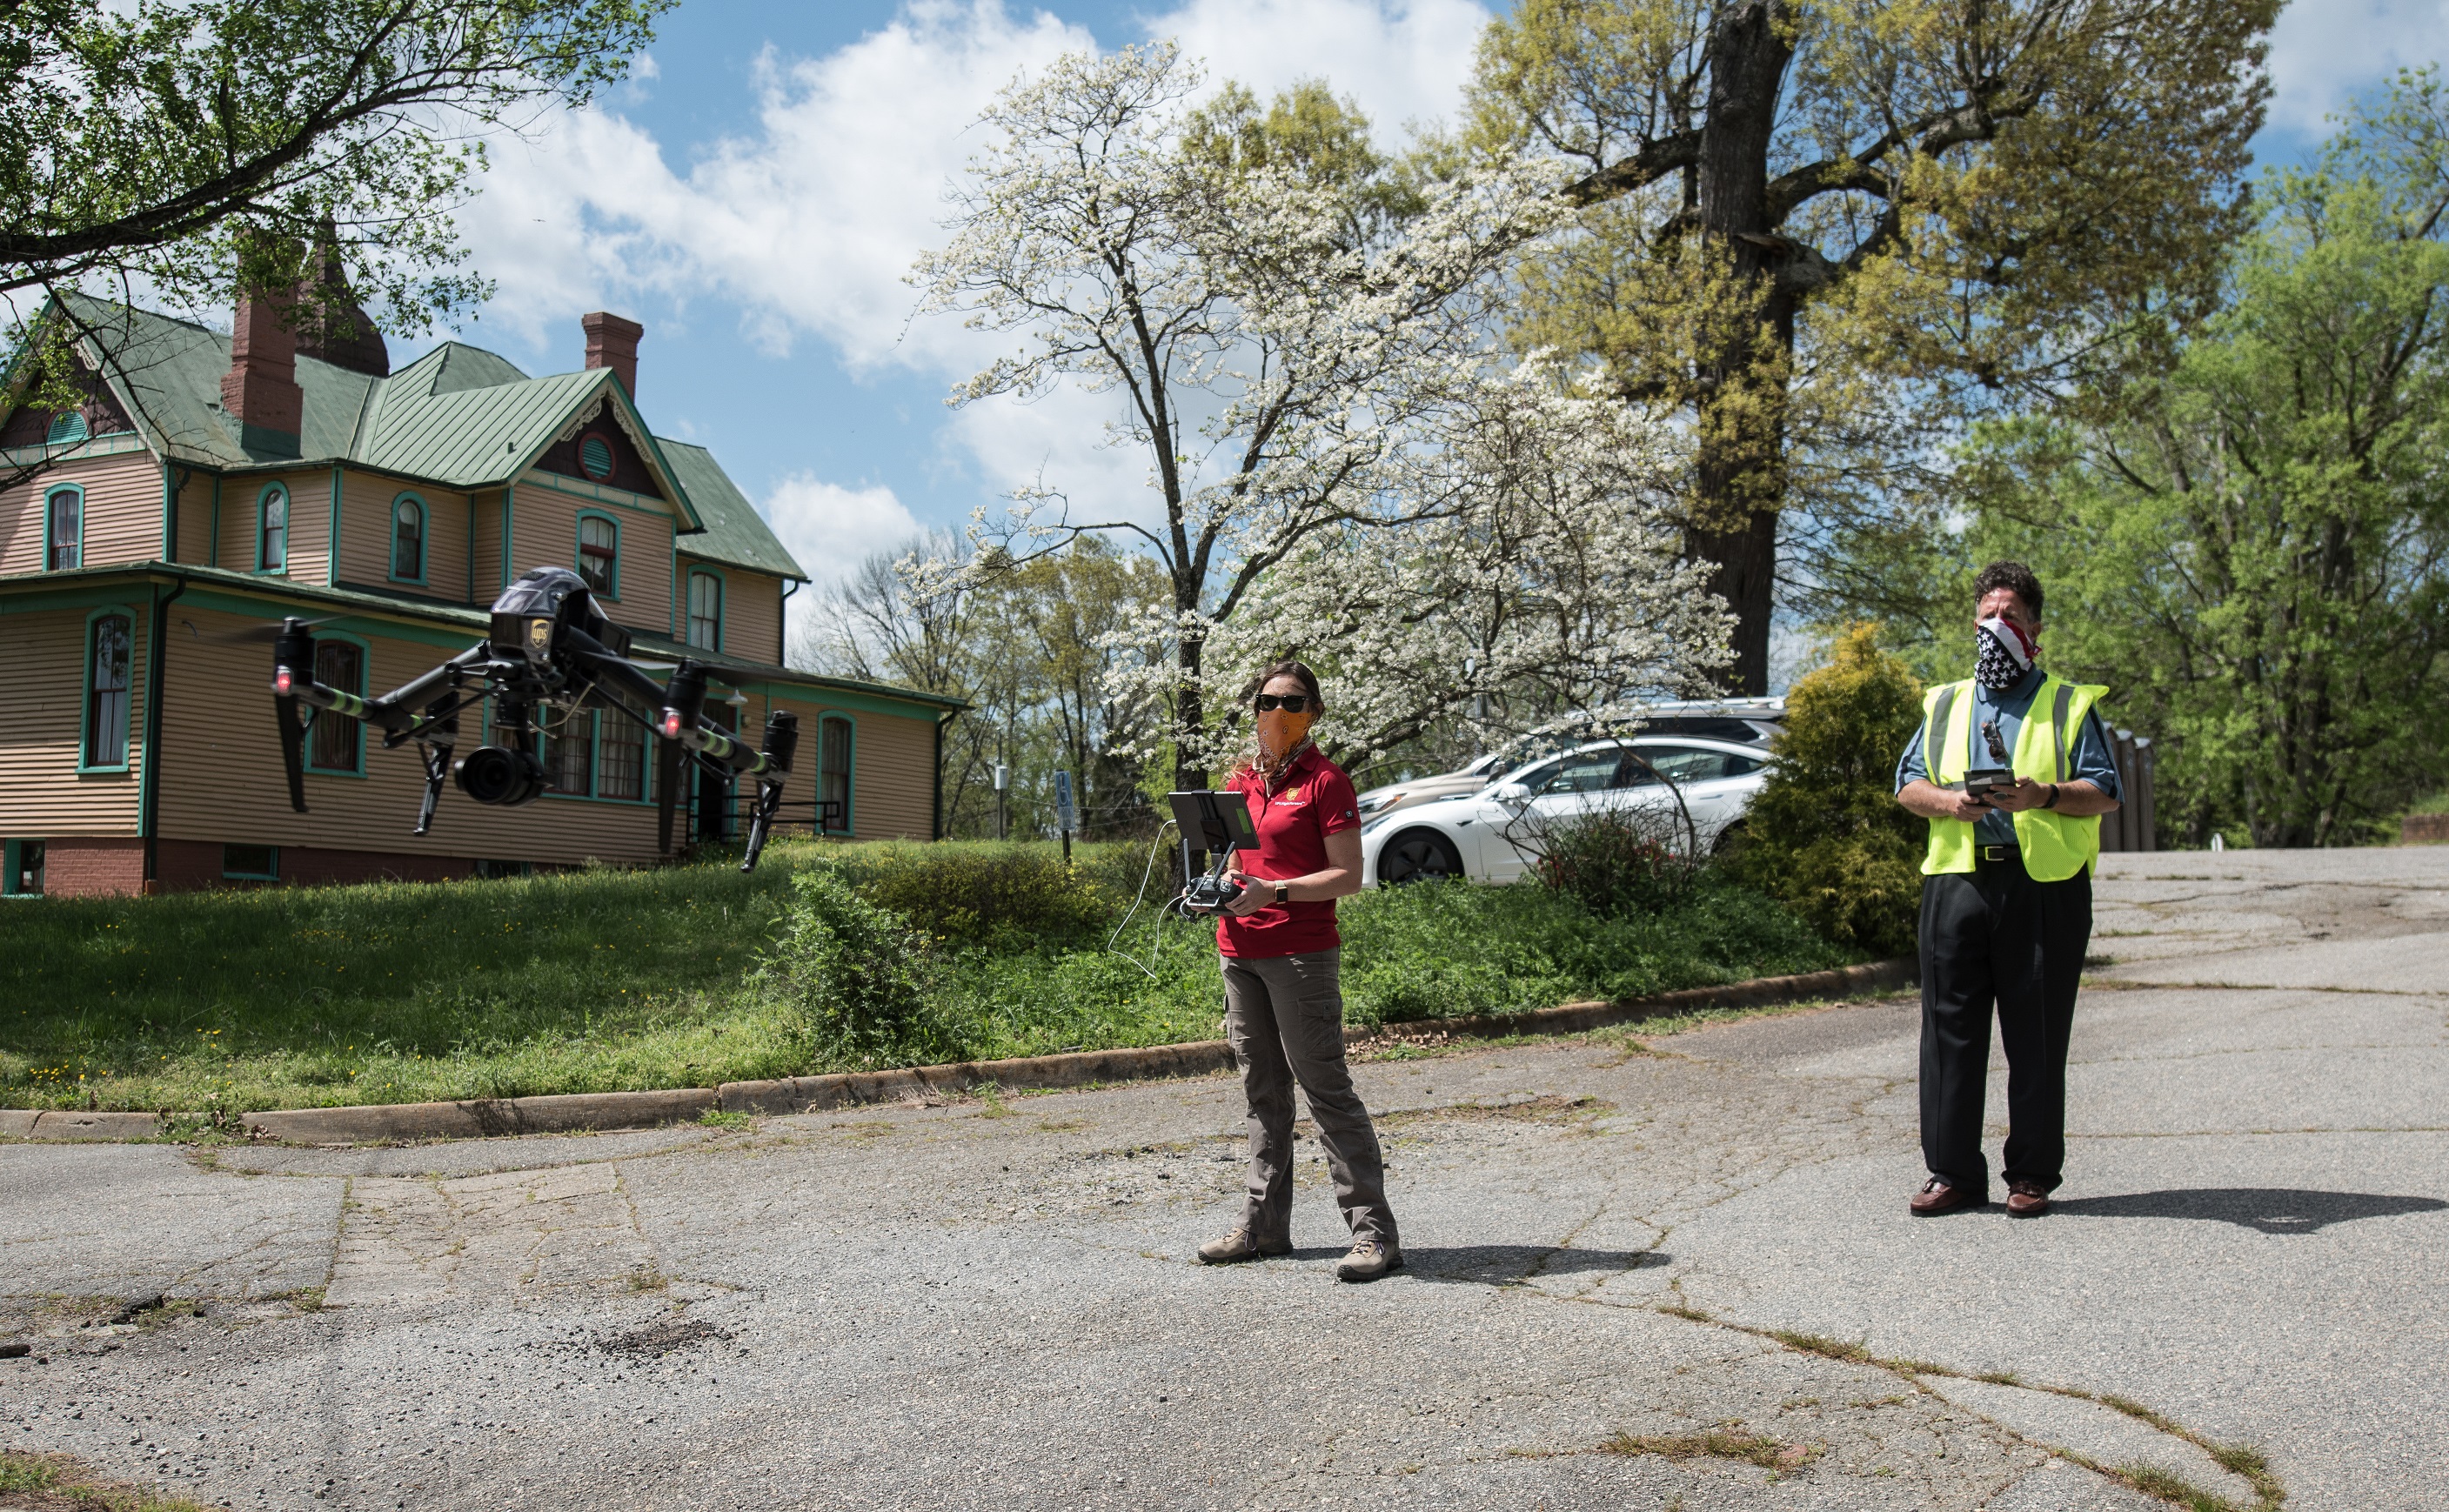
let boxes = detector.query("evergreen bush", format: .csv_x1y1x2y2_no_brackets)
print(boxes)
756,870,952,1064
1732,626,1928,958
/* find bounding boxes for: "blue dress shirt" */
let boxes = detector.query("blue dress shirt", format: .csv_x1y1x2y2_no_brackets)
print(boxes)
1894,667,2124,846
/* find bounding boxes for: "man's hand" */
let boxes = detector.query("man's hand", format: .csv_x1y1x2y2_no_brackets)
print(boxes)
1897,778,1995,823
1220,870,1271,917
1988,776,2054,813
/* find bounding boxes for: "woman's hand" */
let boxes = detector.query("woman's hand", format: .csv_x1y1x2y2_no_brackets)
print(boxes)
1221,871,1272,916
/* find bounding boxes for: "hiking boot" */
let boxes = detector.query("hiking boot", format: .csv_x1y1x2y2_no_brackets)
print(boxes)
1198,1226,1289,1264
1334,1239,1402,1282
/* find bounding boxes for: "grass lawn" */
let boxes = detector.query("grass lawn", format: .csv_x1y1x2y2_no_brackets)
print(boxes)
0,840,1855,1114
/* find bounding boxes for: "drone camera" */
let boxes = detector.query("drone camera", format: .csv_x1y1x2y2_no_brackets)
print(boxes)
453,745,550,806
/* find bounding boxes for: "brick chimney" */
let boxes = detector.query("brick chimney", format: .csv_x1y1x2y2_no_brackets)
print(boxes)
581,311,643,398
222,288,304,456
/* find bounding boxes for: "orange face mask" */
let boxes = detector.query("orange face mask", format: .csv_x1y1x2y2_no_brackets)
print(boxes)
1255,707,1315,766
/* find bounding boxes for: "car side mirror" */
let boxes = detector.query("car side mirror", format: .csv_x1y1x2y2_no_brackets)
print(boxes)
1492,781,1532,807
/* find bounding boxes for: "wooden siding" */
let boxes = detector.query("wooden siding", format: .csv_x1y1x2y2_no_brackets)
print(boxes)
755,690,937,841
0,603,148,837
679,557,787,666
209,469,333,579
512,481,675,639
169,469,214,565
333,470,474,602
157,605,664,865
0,452,162,573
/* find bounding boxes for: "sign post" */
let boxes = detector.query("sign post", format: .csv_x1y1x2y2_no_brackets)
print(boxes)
1054,770,1078,866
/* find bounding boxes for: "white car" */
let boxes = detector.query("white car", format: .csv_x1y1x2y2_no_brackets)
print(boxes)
1358,737,1773,886
1350,699,1785,824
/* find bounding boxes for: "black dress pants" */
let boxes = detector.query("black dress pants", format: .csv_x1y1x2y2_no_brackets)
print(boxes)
1917,855,2091,1197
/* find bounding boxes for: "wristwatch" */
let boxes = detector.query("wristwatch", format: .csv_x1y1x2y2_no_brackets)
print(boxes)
2043,783,2061,810
1275,882,1289,905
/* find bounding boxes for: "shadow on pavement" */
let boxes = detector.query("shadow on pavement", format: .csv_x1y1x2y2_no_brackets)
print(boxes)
1315,1244,1667,1284
2051,1187,2448,1234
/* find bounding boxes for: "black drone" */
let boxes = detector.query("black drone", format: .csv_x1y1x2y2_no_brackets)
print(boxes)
262,565,819,871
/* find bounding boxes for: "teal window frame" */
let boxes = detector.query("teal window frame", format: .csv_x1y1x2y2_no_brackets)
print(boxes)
2,839,43,897
303,632,371,776
389,492,429,584
578,432,616,482
576,509,621,599
819,712,856,835
685,566,726,652
256,483,291,572
43,483,83,571
222,844,279,881
542,693,655,806
79,605,137,773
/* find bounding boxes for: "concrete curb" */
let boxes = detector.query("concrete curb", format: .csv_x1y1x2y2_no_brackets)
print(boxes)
7,958,1915,1146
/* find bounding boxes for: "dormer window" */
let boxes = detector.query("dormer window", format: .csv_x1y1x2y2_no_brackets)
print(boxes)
577,512,619,596
47,411,87,446
258,485,288,572
391,495,425,581
579,433,614,481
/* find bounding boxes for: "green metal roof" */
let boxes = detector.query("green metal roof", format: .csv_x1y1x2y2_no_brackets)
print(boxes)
659,439,806,580
9,296,731,533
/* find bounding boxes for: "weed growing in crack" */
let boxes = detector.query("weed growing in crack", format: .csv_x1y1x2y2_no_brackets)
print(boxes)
696,1107,751,1130
2118,1461,2245,1511
1769,1330,1871,1363
1600,1428,1818,1470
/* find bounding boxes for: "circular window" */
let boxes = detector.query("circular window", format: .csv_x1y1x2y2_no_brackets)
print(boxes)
47,411,88,445
579,434,614,481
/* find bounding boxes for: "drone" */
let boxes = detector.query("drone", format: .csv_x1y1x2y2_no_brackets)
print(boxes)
260,565,817,872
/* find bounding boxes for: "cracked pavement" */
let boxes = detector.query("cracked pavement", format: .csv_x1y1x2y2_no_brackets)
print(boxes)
3,848,2444,1509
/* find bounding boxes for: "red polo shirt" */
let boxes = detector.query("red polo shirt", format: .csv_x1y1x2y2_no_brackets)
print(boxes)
1217,746,1362,959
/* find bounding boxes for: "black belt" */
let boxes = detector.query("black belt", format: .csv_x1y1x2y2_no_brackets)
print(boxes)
1978,844,2019,863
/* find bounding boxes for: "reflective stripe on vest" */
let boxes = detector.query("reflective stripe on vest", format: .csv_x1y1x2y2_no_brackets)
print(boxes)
1918,674,2110,880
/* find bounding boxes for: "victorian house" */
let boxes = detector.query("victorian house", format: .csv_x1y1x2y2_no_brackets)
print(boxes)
0,287,957,896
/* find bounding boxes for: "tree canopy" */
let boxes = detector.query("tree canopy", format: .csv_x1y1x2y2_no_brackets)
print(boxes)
1470,0,2278,692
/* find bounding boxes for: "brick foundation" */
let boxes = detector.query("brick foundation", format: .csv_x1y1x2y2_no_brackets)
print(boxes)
13,837,480,896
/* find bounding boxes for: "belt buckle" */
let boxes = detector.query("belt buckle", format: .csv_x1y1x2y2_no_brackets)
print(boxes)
1980,845,2012,862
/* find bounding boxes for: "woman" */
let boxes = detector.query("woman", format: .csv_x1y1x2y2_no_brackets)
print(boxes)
1197,660,1402,1281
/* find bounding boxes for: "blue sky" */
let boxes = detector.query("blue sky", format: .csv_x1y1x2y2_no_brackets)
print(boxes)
403,0,2449,649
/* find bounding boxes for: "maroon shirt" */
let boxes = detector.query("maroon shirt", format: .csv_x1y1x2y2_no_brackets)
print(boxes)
1217,745,1362,959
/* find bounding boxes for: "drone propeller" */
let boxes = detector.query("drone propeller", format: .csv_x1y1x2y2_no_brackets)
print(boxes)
207,612,347,645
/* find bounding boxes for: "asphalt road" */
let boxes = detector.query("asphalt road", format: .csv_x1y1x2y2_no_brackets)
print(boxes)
3,848,2443,1510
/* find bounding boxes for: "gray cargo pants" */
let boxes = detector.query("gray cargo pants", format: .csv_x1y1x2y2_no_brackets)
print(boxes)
1221,948,1398,1247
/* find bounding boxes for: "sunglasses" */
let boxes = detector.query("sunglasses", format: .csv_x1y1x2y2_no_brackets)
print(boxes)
1253,693,1313,713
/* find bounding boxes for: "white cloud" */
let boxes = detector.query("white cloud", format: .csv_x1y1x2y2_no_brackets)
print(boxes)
763,473,926,646
453,0,1493,530
2265,0,2449,135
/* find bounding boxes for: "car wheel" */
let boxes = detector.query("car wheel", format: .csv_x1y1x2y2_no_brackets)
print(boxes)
1380,828,1464,884
1711,820,1750,858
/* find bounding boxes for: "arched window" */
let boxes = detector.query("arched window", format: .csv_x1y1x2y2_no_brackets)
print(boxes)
84,612,133,769
44,485,81,570
46,411,87,446
577,512,619,596
820,715,853,834
686,570,723,650
307,639,365,773
391,495,425,582
258,485,289,572
579,433,615,481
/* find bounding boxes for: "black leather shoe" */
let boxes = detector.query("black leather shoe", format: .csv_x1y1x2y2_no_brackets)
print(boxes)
1909,1176,1980,1216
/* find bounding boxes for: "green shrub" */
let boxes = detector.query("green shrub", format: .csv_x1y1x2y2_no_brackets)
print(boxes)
814,840,1123,949
1732,625,1928,958
755,870,952,1065
1523,805,1696,917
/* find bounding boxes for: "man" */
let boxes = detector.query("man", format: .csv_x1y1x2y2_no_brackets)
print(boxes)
1893,561,2123,1218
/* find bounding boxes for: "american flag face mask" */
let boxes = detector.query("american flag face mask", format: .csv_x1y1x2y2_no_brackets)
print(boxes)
1975,615,2037,692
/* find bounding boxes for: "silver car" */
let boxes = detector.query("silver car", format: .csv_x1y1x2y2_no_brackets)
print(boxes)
1358,736,1774,886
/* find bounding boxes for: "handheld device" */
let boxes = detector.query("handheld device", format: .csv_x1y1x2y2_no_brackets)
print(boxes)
1168,790,1259,913
1963,719,2015,801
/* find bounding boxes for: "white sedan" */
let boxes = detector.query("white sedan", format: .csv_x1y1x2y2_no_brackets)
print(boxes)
1358,737,1772,886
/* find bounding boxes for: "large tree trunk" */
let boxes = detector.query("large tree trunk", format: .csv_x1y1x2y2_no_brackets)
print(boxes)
1690,0,1797,696
1174,629,1208,793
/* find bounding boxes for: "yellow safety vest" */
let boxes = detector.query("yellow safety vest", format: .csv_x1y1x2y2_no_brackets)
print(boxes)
1918,674,2108,880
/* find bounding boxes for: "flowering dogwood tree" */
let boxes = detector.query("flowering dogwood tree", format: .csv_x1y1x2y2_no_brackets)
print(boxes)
913,44,1728,786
